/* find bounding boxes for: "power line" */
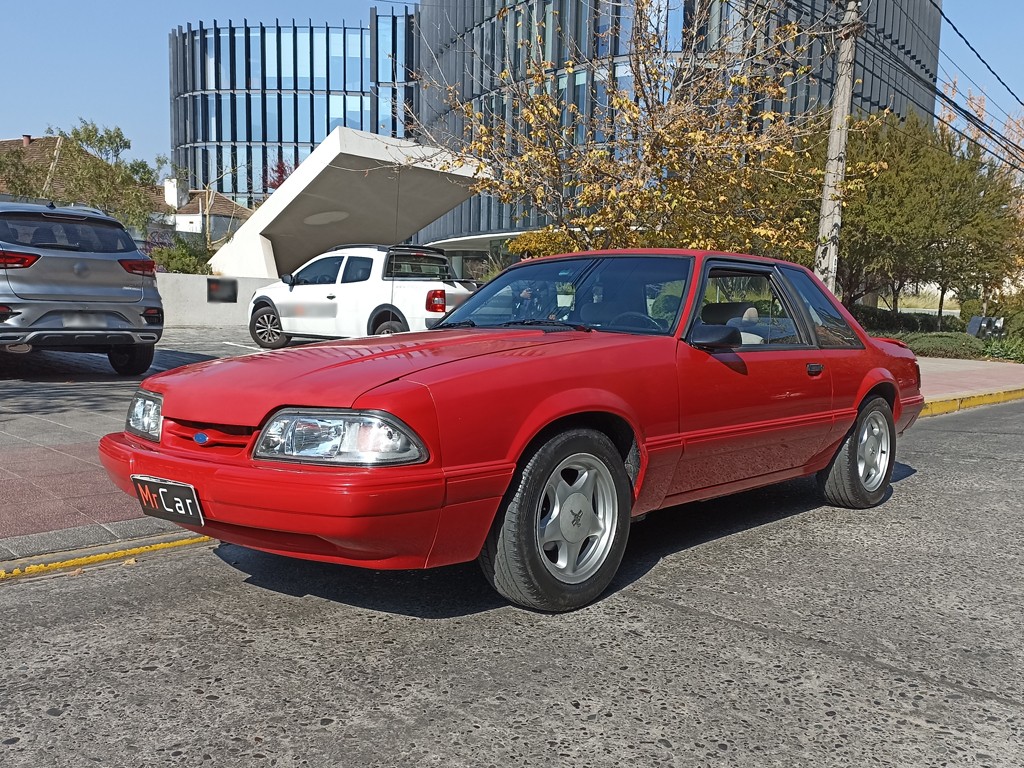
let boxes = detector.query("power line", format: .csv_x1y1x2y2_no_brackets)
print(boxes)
925,0,1024,110
879,0,1018,128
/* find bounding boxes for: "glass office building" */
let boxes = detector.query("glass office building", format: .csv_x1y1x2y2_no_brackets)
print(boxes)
169,10,415,207
170,1,940,244
412,0,941,247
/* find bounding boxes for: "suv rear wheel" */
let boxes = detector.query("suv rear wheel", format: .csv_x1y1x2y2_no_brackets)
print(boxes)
108,344,155,376
373,320,407,335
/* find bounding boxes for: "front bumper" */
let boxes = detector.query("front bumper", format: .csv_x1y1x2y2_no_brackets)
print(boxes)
99,432,511,570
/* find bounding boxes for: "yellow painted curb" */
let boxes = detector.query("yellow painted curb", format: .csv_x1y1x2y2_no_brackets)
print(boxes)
0,536,211,581
921,387,1024,418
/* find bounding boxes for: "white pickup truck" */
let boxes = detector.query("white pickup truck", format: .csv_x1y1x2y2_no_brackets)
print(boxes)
247,244,476,348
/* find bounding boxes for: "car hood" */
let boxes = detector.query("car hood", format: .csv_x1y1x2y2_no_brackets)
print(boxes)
145,329,575,426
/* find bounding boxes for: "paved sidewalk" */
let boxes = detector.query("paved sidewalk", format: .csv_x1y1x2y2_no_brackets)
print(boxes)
2,333,1023,566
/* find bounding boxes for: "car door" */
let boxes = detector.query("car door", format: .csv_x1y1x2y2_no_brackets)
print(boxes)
276,255,344,336
669,261,834,498
332,255,375,337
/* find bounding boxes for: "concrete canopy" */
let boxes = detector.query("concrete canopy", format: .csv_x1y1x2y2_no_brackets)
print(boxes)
209,127,480,278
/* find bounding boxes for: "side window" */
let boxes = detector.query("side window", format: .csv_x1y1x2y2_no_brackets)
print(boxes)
781,267,861,348
341,256,373,283
293,256,344,286
697,269,804,346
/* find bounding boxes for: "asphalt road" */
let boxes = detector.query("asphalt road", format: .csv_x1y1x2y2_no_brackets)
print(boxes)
1,399,1022,767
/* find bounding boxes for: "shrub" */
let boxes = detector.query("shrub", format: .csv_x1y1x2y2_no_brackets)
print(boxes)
984,337,1024,364
895,332,985,359
151,234,213,275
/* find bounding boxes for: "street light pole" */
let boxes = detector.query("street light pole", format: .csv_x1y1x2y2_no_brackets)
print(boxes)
815,0,862,294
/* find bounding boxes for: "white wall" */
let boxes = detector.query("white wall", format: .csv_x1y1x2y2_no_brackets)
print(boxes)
156,273,276,327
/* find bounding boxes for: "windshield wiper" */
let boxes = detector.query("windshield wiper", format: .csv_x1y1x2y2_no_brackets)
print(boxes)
433,319,477,329
499,319,592,332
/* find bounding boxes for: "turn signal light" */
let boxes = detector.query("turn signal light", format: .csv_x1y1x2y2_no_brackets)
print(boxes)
119,259,157,277
0,251,40,269
426,289,447,313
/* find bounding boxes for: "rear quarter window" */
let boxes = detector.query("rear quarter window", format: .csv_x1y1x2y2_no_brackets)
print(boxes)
781,266,862,348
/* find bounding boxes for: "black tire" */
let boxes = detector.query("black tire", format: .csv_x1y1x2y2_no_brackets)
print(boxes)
373,320,407,335
108,344,155,376
817,396,896,508
250,306,290,349
479,428,632,612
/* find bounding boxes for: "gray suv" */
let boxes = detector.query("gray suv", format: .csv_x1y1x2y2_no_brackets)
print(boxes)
0,202,163,375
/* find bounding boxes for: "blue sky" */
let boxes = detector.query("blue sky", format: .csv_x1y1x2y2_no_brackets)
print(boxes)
1,0,1020,165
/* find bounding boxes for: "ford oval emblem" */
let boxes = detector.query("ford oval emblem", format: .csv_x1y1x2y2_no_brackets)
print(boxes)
194,432,210,445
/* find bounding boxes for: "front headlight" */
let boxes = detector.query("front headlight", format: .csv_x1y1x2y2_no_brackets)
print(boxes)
126,390,163,442
254,409,427,466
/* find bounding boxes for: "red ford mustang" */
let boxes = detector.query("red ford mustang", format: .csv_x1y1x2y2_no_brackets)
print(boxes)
100,250,923,611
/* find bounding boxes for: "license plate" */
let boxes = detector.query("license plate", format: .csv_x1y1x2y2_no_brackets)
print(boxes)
131,475,205,526
63,312,106,328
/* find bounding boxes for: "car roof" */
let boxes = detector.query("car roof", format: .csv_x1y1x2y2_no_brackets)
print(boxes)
0,200,121,224
518,248,801,270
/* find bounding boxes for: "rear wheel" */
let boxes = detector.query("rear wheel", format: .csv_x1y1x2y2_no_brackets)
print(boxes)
373,320,407,335
817,396,896,508
108,344,155,376
479,428,631,612
250,306,289,349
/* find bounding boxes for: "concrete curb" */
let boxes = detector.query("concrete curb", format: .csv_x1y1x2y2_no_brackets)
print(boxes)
920,387,1024,418
0,528,211,580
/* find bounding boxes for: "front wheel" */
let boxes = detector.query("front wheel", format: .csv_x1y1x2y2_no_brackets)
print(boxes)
479,429,632,612
250,306,290,349
817,396,896,508
108,344,155,376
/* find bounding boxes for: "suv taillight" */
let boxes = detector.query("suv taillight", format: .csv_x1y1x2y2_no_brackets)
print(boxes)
119,259,156,277
0,304,19,322
0,251,40,269
426,289,447,313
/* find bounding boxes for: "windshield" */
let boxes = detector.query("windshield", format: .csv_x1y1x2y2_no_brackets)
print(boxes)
438,255,692,335
0,212,138,253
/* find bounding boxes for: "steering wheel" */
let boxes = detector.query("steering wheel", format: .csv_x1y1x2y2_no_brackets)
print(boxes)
610,311,663,331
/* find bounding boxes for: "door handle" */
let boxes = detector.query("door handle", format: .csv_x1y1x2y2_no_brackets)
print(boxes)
806,363,824,376
326,294,336,300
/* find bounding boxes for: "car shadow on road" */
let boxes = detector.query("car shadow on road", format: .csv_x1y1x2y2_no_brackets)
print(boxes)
215,464,918,619
214,543,507,619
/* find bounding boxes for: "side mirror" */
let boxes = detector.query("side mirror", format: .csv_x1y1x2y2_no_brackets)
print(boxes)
690,323,742,350
281,274,295,287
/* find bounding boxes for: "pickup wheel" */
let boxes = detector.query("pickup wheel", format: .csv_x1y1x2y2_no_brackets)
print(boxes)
817,396,895,508
373,320,407,335
479,428,631,612
250,306,290,349
107,344,155,376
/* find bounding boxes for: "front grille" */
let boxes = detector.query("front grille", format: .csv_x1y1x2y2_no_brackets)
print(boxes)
164,418,256,457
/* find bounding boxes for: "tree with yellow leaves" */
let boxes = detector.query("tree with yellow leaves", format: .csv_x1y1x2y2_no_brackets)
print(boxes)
415,0,834,261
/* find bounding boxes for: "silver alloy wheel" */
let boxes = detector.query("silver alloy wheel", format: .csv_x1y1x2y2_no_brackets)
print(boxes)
857,410,891,492
534,452,618,584
254,312,282,344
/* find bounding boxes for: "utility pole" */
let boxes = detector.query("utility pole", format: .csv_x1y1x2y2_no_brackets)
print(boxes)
815,0,862,294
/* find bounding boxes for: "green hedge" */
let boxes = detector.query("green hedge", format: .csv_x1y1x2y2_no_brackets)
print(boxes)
881,332,985,359
849,304,965,333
